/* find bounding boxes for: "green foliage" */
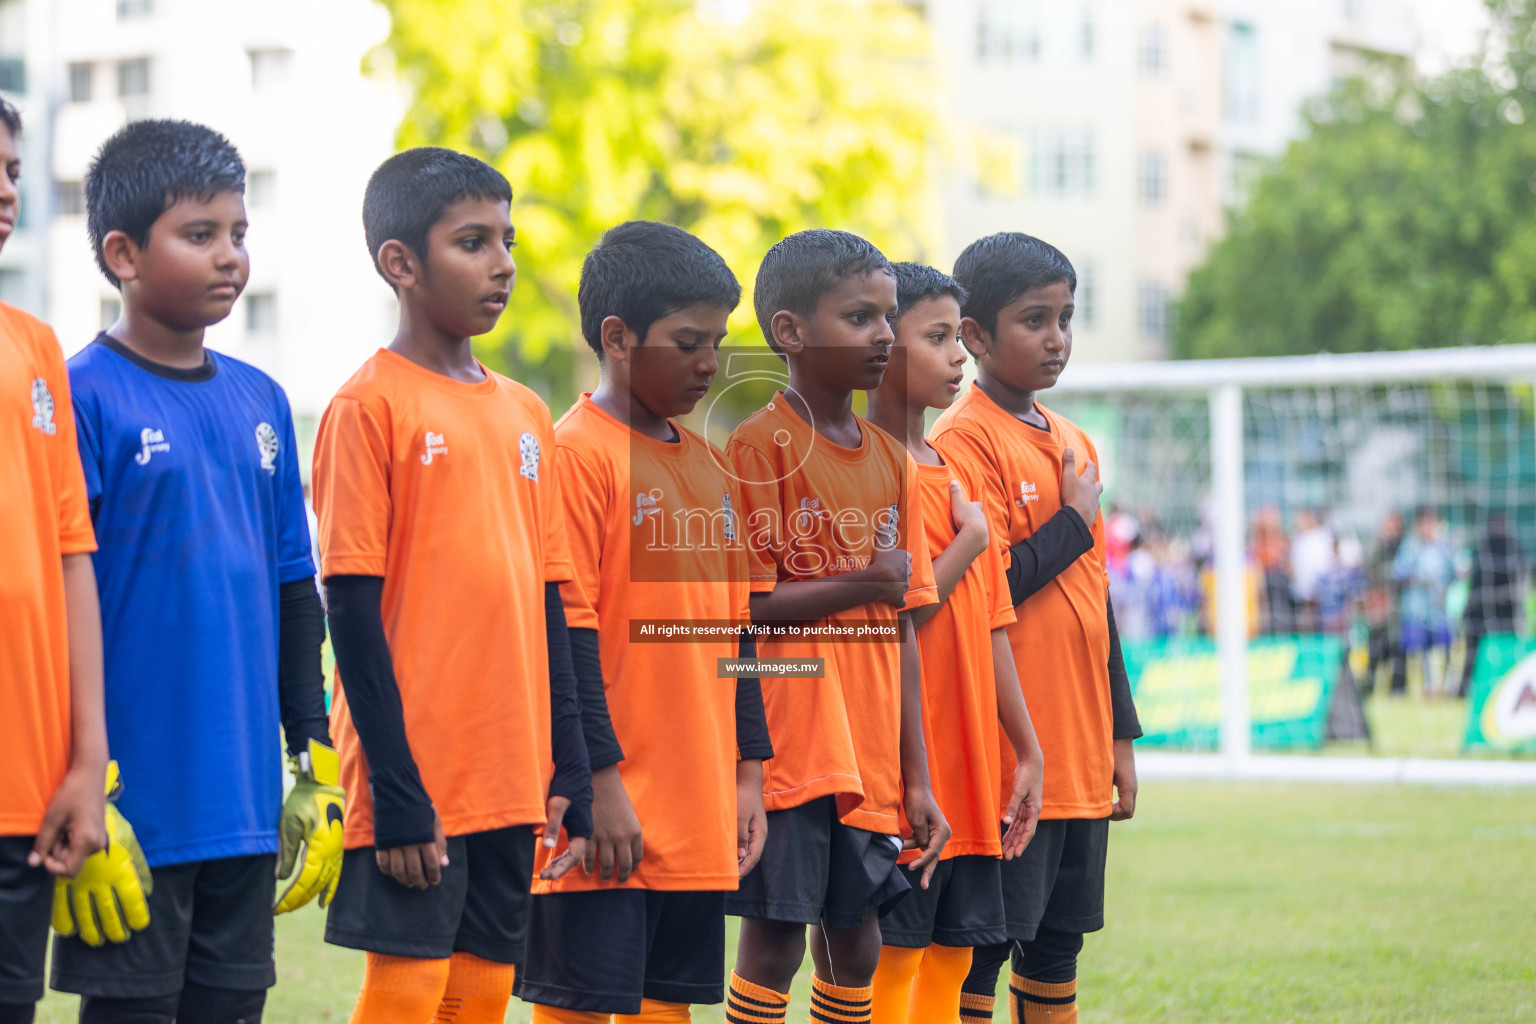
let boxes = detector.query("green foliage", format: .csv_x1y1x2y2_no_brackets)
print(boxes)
372,0,941,403
1176,0,1536,359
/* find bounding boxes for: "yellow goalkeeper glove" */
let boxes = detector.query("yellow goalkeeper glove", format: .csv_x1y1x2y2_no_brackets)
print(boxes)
52,761,152,946
274,739,345,914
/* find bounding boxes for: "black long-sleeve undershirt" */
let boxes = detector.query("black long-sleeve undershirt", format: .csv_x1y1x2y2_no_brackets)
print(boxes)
568,627,623,772
277,578,332,757
324,575,434,849
545,586,594,839
1003,509,1142,740
734,633,773,761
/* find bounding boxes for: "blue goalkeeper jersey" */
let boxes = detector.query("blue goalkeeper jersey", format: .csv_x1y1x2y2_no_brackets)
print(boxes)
69,334,315,867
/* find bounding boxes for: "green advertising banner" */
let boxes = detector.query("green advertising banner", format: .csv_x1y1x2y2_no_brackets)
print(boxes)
1124,635,1345,750
1464,634,1536,754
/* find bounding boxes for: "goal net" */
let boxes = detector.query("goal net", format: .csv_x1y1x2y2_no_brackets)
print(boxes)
1044,346,1536,782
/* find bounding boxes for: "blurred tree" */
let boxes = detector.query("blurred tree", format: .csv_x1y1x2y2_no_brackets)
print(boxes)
1175,0,1536,359
374,0,941,400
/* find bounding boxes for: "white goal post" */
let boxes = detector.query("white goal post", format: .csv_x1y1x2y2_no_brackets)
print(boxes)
1049,345,1536,786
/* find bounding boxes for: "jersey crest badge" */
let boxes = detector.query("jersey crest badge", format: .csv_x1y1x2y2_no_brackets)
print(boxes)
518,431,540,481
722,492,737,543
255,422,279,475
30,378,56,435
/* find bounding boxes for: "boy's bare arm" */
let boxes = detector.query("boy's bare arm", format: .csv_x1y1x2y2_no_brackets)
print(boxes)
910,480,990,630
748,546,913,624
32,554,108,876
898,613,949,888
990,628,1043,859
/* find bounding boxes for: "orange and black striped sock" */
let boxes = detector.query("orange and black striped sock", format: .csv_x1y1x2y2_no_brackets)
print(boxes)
1007,972,1077,1023
726,972,789,1024
959,990,995,1024
810,974,874,1024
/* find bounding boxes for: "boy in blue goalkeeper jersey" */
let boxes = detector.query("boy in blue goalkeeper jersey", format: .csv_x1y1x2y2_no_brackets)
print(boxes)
52,119,342,1024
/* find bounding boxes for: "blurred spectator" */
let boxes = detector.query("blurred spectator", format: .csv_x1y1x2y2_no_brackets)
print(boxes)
1251,506,1294,633
1316,537,1365,636
1363,511,1404,695
1393,506,1457,696
1290,508,1337,631
1454,514,1528,697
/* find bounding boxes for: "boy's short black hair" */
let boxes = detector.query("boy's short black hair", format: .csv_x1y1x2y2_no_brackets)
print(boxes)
577,220,741,358
752,229,891,353
362,147,512,286
0,96,20,138
891,262,967,322
85,119,245,288
951,232,1076,336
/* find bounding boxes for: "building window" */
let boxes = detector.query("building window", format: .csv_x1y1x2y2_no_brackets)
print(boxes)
1225,22,1260,124
1139,22,1166,77
55,180,85,217
100,297,121,330
1138,151,1167,207
117,58,150,98
1028,129,1095,197
0,57,23,94
68,62,94,103
247,170,276,208
248,48,293,90
1139,282,1170,340
977,2,1042,64
1075,262,1096,328
245,292,277,334
117,0,151,16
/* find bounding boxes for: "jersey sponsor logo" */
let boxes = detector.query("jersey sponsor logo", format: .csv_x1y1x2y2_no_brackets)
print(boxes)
518,431,540,481
633,488,663,526
134,427,170,465
795,496,826,532
420,430,448,466
30,378,57,435
1017,480,1039,507
255,422,279,475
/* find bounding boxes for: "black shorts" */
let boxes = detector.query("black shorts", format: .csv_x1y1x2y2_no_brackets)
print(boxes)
724,796,909,931
51,854,276,999
515,889,726,1014
999,818,1108,942
0,837,55,1005
325,825,536,964
878,855,1006,949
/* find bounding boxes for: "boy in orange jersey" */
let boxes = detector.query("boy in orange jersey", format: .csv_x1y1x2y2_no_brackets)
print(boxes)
863,263,1045,1024
723,230,950,1024
313,148,594,1024
932,234,1142,1024
515,220,773,1023
0,95,109,1024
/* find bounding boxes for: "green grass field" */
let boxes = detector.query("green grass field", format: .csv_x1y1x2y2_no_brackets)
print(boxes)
35,780,1535,1023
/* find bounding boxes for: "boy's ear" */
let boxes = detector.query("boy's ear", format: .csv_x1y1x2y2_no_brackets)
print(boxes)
769,310,805,355
959,316,989,360
599,315,636,364
376,240,419,291
100,230,141,285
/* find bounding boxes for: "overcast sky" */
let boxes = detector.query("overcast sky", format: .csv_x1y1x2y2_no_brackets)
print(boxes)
1407,0,1493,73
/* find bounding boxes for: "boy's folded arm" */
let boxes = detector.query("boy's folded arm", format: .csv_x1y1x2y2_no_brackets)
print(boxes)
1005,506,1095,606
734,632,774,761
278,577,332,756
747,570,890,624
1107,595,1143,740
546,583,595,839
324,574,436,849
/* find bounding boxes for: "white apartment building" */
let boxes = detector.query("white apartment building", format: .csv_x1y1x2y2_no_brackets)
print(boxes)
927,0,1418,361
3,0,402,441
